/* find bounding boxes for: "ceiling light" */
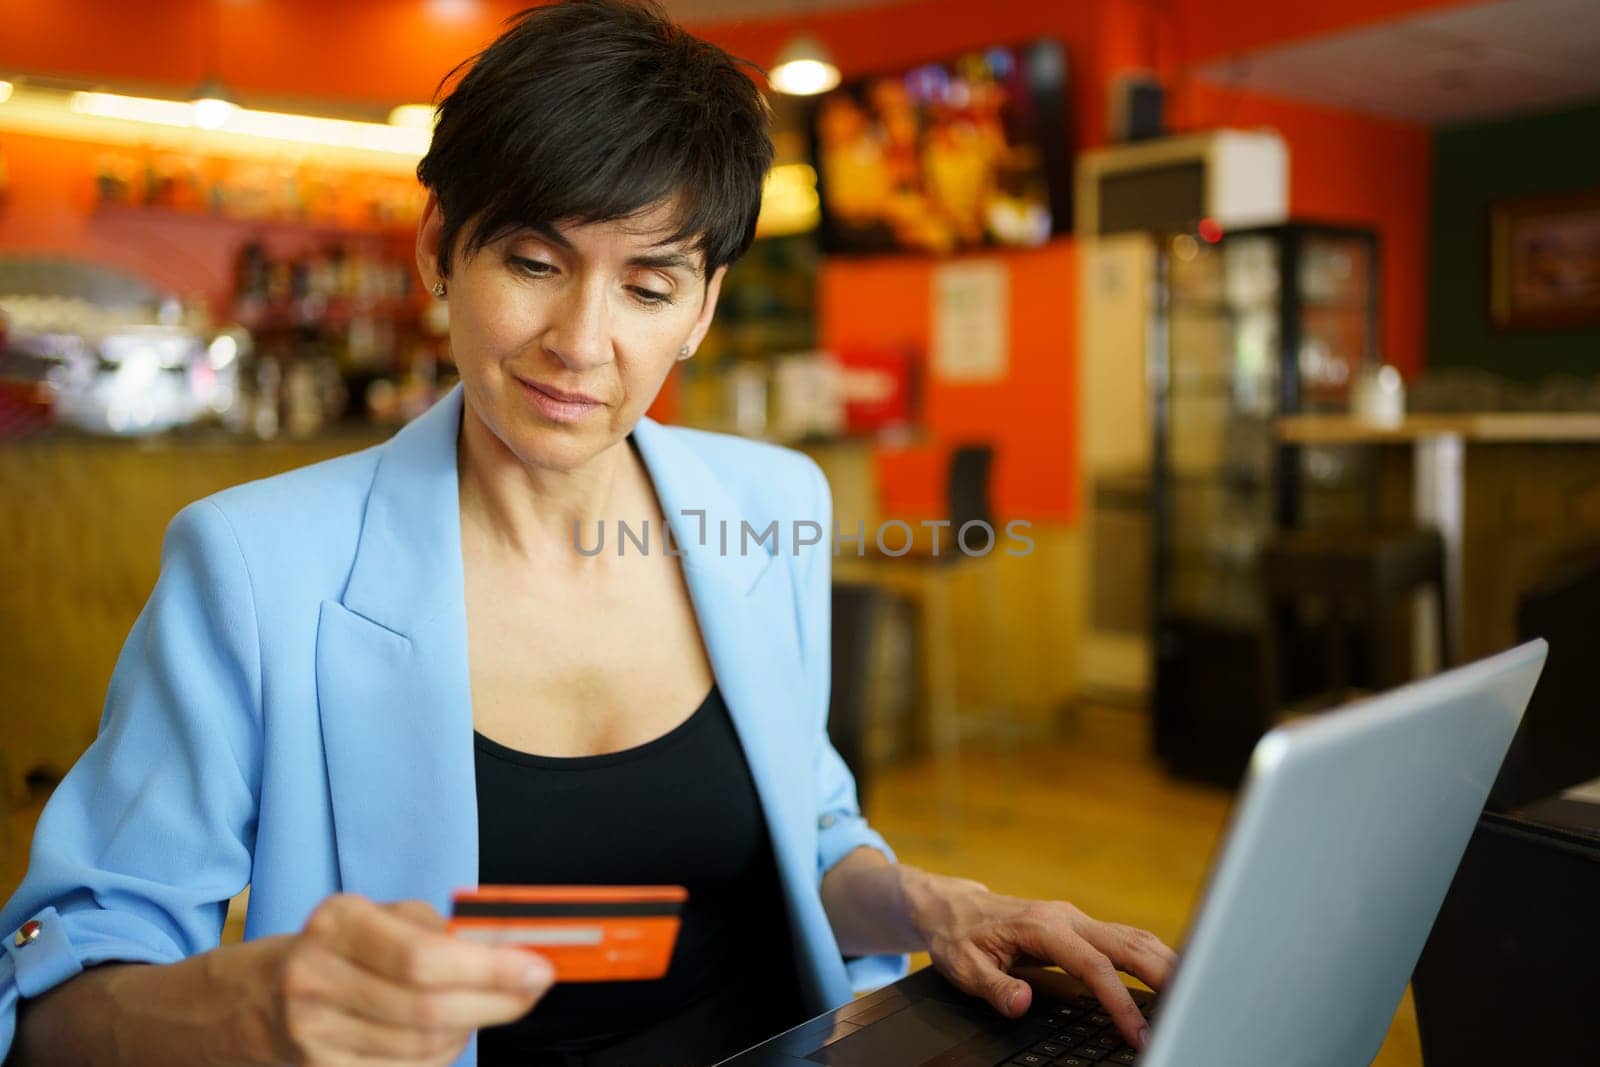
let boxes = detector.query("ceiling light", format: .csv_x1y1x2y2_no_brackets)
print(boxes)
188,75,236,130
67,90,430,156
770,35,841,96
388,103,436,129
0,81,13,105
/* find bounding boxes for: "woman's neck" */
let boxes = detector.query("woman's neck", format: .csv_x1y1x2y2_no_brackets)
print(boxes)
455,403,651,568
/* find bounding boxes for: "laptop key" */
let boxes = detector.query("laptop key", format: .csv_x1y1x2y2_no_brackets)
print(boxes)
1069,1045,1110,1061
1095,1033,1124,1049
1061,1023,1098,1040
1109,1051,1139,1064
1030,1041,1067,1057
1086,1012,1112,1027
1006,1054,1049,1066
1056,1060,1094,1067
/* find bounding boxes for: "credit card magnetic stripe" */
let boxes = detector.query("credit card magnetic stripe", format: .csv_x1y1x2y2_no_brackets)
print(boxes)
451,900,684,919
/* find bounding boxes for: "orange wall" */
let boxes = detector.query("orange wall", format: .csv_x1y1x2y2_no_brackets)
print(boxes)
715,0,1439,516
0,0,500,108
1170,84,1432,374
0,135,199,291
1,0,1455,518
821,243,1078,523
0,134,416,311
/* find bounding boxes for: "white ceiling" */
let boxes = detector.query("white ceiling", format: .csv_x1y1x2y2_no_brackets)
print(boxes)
1196,0,1600,125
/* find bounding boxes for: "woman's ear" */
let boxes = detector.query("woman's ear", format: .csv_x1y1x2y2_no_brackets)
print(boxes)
684,265,729,355
416,191,445,287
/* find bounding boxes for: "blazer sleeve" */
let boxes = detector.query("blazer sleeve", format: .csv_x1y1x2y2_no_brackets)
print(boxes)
797,457,911,994
0,500,262,1058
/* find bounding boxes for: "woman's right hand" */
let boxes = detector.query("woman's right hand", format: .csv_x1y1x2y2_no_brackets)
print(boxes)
265,894,555,1065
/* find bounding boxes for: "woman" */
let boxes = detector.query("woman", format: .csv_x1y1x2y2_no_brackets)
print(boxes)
0,2,1175,1064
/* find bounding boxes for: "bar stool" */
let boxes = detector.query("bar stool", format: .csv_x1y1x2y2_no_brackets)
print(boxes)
863,444,1014,842
1261,526,1451,717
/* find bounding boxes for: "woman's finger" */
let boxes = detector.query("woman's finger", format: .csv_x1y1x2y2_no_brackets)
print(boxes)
309,895,552,995
385,898,449,932
290,941,542,1031
938,944,1033,1020
1082,920,1178,992
1004,909,1151,1051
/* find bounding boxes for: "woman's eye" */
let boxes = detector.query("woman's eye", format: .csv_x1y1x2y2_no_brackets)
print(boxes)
630,287,674,306
509,256,555,276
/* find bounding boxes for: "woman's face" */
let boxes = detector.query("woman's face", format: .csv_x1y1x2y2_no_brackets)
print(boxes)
417,194,726,474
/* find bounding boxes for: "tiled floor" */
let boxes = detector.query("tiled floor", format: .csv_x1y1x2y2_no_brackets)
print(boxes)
1,707,1421,1065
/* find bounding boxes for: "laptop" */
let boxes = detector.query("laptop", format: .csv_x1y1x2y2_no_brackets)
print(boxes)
717,640,1548,1067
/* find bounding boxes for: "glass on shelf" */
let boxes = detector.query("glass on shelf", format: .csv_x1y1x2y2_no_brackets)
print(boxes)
1299,236,1371,305
1223,234,1280,308
1232,308,1278,415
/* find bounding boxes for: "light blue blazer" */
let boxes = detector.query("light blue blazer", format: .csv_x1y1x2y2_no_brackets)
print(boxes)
0,385,907,1063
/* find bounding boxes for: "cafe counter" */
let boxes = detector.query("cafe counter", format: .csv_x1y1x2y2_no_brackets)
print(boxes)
1275,413,1600,664
0,428,392,798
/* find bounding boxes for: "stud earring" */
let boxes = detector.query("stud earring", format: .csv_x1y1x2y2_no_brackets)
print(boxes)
676,345,692,361
431,281,446,298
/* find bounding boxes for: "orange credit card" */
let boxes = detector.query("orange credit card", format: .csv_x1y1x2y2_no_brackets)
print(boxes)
448,885,687,982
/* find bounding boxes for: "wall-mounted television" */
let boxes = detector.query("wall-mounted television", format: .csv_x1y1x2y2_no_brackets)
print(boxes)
810,39,1071,255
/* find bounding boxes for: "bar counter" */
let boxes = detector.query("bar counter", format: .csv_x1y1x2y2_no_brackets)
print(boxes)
1274,412,1600,666
1275,412,1600,445
0,427,393,798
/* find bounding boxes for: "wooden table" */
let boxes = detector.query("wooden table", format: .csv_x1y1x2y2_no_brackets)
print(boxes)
1274,414,1600,664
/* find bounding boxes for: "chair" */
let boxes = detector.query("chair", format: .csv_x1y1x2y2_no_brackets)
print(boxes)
1413,802,1600,1065
862,443,1015,840
829,582,883,812
1489,554,1600,811
1260,526,1450,717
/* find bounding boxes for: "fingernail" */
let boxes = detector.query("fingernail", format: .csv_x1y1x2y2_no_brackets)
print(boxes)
522,962,551,991
1138,1026,1151,1049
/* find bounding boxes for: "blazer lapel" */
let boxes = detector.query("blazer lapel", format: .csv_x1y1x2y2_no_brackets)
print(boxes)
315,388,477,909
629,418,815,918
312,392,814,924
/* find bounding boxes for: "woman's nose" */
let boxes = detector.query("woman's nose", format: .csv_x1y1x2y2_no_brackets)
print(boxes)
541,281,611,370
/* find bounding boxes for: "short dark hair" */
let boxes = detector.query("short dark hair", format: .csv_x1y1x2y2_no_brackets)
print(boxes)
417,0,773,279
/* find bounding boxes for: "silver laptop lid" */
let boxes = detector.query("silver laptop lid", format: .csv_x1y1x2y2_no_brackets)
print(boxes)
1141,640,1547,1067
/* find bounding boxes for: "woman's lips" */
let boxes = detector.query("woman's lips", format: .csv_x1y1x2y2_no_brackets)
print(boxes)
514,377,603,423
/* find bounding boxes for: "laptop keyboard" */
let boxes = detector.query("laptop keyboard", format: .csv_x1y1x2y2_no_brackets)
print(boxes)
990,993,1157,1066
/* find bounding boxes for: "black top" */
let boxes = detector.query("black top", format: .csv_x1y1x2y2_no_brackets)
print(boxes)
473,684,809,1066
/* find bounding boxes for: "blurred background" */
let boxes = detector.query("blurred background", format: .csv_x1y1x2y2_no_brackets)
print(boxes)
4,2,1600,1063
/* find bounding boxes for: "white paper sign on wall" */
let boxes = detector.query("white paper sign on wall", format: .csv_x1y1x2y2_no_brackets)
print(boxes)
932,259,1009,382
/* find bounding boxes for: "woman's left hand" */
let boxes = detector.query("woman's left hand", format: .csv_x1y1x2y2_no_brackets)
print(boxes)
901,869,1177,1052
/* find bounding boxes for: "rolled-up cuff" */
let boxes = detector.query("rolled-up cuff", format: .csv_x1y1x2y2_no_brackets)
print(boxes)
0,905,187,1061
3,906,84,998
845,949,911,994
817,815,897,880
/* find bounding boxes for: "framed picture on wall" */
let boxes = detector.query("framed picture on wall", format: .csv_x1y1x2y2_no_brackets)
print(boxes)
1491,188,1600,328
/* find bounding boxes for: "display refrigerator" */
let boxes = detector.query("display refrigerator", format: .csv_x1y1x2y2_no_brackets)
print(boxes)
1150,222,1380,786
